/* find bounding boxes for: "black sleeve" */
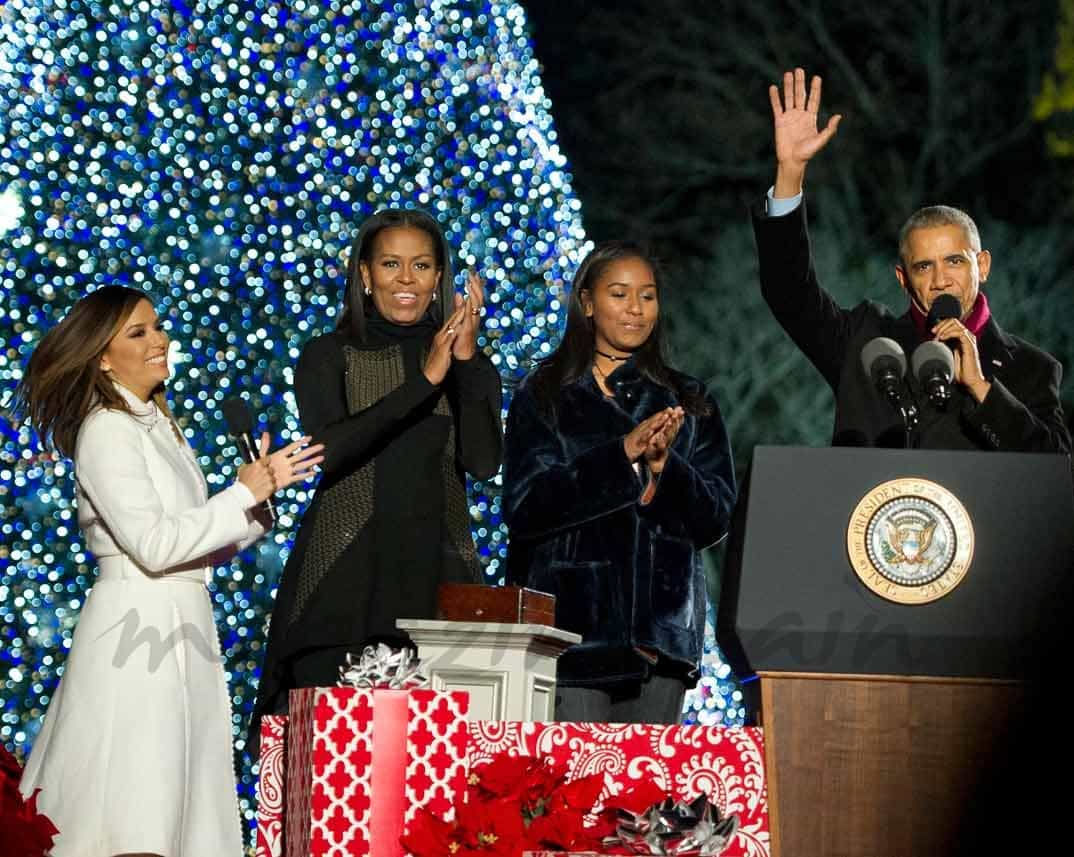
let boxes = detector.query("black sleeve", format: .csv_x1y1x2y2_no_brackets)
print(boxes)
637,392,738,549
752,200,855,390
295,334,438,478
963,356,1071,454
502,383,642,540
448,352,504,480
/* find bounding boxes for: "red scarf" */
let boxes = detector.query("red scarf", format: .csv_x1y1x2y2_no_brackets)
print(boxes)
910,292,991,339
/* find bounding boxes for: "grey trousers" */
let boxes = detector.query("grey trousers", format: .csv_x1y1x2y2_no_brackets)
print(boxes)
554,674,686,725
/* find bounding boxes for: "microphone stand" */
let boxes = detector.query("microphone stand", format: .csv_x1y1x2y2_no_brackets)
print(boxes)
899,400,919,449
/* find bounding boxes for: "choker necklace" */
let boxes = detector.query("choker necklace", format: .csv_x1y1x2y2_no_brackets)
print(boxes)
594,348,629,362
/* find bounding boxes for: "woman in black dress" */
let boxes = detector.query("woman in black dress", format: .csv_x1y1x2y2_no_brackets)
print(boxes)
503,242,736,724
253,209,502,726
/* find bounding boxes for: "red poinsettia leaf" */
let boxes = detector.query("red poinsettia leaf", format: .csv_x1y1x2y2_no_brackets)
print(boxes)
605,778,669,814
23,790,60,838
400,806,460,857
589,807,620,840
524,807,601,852
456,796,525,857
471,753,540,800
555,772,605,811
0,746,25,808
520,756,570,806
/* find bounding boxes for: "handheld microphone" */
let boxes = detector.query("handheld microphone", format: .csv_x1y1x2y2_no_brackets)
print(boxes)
925,294,962,343
221,396,277,523
911,340,955,408
861,337,907,407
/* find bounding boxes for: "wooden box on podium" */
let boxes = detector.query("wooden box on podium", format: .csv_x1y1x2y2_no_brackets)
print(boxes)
396,585,579,722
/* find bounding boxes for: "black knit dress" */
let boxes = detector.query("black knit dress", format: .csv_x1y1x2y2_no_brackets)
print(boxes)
252,312,502,728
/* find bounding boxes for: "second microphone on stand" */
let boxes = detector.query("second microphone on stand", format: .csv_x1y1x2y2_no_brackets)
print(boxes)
911,341,955,409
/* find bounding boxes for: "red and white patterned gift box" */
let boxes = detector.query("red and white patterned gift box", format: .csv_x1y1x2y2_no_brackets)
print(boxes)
468,722,770,857
255,714,288,857
282,687,469,857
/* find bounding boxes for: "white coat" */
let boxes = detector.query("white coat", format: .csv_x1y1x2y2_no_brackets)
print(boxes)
20,384,265,856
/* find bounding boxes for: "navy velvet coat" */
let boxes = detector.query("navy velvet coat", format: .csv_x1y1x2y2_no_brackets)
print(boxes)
503,361,737,687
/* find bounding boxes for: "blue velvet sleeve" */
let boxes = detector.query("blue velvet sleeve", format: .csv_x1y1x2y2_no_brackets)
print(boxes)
502,382,642,540
637,393,737,549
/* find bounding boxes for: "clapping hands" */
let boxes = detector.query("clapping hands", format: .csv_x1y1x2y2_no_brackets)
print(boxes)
423,271,487,385
624,406,685,474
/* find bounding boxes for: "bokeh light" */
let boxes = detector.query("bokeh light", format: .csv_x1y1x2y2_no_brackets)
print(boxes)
0,0,742,844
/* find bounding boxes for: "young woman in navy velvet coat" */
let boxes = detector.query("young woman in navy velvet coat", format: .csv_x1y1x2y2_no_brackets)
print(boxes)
503,242,737,723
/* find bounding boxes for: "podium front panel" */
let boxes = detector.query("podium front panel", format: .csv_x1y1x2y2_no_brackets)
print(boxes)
718,445,1074,678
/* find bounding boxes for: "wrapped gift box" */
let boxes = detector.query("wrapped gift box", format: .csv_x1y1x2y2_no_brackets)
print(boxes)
282,687,469,857
256,715,288,857
469,723,769,857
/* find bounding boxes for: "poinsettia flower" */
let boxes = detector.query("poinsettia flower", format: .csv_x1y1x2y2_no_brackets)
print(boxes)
528,757,569,795
517,756,573,816
550,772,604,812
400,806,465,857
0,788,60,857
469,753,542,801
455,796,525,857
525,807,606,852
1,746,23,806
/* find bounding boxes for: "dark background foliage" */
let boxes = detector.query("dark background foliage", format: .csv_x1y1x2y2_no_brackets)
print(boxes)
526,0,1074,470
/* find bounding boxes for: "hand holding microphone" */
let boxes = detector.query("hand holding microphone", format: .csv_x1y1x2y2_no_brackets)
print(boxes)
925,293,990,401
222,398,325,521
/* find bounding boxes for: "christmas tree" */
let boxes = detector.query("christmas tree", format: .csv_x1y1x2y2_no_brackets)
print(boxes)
0,0,742,842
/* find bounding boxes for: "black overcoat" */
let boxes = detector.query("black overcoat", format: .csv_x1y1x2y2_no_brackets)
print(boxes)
753,202,1070,453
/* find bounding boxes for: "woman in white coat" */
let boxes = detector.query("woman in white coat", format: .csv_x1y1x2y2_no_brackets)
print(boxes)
13,286,323,857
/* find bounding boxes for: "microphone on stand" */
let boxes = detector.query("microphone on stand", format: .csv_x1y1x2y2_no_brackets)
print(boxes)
221,396,277,523
911,341,955,409
861,337,907,408
862,337,917,444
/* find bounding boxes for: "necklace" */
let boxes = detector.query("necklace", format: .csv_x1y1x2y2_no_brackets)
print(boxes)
594,348,629,362
592,361,614,397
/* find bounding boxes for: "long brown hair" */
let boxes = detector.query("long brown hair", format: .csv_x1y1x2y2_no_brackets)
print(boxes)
12,286,176,459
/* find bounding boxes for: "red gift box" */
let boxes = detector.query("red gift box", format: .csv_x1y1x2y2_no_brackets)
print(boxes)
256,715,288,857
468,723,769,857
281,687,469,857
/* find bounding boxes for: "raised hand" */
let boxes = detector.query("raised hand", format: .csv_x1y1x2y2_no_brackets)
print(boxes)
452,270,485,361
239,433,325,504
423,299,467,385
770,67,842,197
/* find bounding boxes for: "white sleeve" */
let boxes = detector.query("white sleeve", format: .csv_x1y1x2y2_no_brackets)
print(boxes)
76,410,258,573
765,186,803,216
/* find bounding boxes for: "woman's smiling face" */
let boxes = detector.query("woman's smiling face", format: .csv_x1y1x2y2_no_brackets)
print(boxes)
99,298,171,401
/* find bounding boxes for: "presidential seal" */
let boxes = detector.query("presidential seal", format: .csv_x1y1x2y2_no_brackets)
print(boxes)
846,478,974,604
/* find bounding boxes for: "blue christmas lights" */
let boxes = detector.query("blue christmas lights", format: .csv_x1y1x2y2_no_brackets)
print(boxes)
0,0,742,843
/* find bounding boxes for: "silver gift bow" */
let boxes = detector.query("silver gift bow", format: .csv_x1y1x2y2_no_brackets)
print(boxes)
337,643,429,690
604,795,741,857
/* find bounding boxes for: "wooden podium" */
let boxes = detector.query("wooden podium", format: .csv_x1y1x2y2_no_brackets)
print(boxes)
718,446,1073,857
